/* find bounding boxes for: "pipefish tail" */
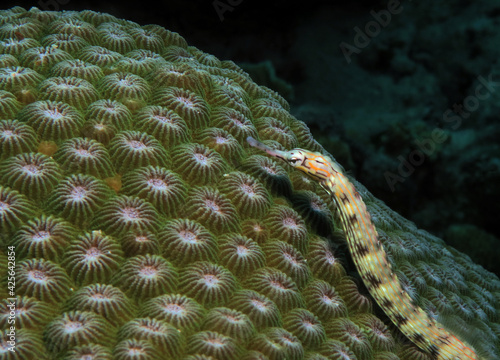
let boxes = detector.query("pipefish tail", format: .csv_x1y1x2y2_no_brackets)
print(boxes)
246,136,480,360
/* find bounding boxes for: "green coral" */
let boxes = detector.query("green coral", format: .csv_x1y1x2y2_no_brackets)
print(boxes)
0,6,499,360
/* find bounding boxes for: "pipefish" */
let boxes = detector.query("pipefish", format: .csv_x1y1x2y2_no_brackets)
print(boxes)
247,136,479,360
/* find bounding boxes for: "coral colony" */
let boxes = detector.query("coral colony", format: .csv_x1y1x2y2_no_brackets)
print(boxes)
0,6,499,360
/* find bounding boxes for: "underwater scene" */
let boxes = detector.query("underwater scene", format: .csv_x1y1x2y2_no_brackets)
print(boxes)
0,2,499,359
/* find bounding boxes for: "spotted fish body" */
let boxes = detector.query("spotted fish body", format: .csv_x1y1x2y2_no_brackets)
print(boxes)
246,136,479,360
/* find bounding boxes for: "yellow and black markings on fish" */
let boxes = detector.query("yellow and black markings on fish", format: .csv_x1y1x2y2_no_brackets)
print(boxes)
247,136,480,360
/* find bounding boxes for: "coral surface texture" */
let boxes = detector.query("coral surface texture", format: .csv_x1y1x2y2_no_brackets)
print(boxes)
0,7,499,360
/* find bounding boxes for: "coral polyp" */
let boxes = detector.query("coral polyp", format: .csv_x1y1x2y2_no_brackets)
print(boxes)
38,76,99,110
19,46,72,74
240,155,292,196
307,235,347,285
48,18,99,43
218,171,272,219
146,63,205,94
302,280,348,321
202,307,256,343
0,90,21,120
118,317,184,358
335,277,373,314
324,318,373,360
152,86,210,128
172,143,228,186
66,283,136,327
291,190,333,234
210,107,258,142
121,230,160,256
227,289,282,331
144,26,187,47
121,166,187,216
44,311,113,354
80,119,117,145
139,294,205,335
0,152,62,200
0,119,39,160
0,295,55,330
319,339,358,360
248,328,304,360
10,215,75,261
50,59,104,84
64,344,113,360
0,66,44,93
113,339,162,360
17,100,85,141
162,46,196,63
16,258,73,304
178,261,238,307
0,329,46,360
193,127,244,166
79,9,118,24
0,37,40,58
112,254,178,300
263,240,311,289
206,87,251,116
283,308,326,350
128,29,164,52
108,131,169,174
181,186,240,235
62,231,124,285
86,98,133,130
218,233,266,279
91,195,161,236
98,27,136,54
0,185,36,234
187,331,242,360
265,205,309,253
244,267,304,312
250,98,290,123
98,72,151,109
46,174,112,227
78,45,123,67
53,137,115,178
0,54,18,67
41,33,89,57
254,117,298,149
353,314,395,352
0,17,44,39
158,218,218,265
289,119,323,152
134,105,190,148
110,51,166,77
241,219,269,245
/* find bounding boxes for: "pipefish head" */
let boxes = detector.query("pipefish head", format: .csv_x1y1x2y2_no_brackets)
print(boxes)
246,136,335,181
